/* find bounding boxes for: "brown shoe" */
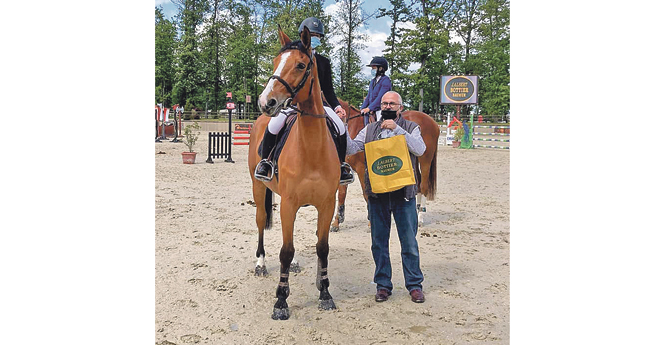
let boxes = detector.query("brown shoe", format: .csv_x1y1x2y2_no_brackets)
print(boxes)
375,289,391,302
410,289,425,303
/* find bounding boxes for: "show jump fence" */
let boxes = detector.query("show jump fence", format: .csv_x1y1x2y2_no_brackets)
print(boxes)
439,116,510,150
206,123,254,163
472,125,510,149
206,132,231,162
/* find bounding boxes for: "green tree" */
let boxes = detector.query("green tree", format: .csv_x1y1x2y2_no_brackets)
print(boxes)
155,6,177,106
395,0,456,115
173,0,208,108
451,0,486,75
378,0,412,79
472,0,509,116
331,0,375,107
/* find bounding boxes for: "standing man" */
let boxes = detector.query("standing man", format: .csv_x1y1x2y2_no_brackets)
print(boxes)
341,91,426,303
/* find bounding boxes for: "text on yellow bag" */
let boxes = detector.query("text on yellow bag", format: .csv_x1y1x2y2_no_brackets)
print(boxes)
365,134,416,194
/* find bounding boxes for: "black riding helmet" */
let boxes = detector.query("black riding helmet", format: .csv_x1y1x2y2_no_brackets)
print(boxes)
366,56,388,72
298,17,324,37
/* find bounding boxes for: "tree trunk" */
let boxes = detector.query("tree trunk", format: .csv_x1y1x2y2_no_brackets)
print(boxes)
418,57,425,112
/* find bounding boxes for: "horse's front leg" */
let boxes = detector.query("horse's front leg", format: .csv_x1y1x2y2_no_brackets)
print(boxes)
272,200,298,320
253,186,271,276
330,185,347,232
316,198,337,310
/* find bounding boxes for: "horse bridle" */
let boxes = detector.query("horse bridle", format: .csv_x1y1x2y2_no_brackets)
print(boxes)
267,45,325,118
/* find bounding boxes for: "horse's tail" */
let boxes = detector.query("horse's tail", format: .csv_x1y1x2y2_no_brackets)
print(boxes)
265,188,273,230
426,148,438,201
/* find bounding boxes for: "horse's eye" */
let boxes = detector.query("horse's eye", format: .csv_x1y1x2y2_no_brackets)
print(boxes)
297,63,306,70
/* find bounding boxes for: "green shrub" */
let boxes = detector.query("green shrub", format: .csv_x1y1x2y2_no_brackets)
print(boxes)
182,121,201,152
454,126,465,143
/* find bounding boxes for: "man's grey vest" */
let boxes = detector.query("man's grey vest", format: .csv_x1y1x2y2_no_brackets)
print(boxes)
363,115,419,199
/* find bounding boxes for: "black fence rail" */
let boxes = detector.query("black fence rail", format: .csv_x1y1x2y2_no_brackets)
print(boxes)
206,132,231,163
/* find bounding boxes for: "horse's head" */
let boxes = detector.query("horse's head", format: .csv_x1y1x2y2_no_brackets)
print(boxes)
338,98,365,139
259,26,316,116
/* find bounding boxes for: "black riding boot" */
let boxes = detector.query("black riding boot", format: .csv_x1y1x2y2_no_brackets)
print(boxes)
338,133,354,185
254,130,278,182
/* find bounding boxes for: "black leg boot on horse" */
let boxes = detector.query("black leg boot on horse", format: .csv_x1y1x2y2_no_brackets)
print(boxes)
255,130,278,182
338,133,354,185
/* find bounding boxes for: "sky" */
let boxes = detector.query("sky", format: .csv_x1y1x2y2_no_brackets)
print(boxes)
155,0,397,78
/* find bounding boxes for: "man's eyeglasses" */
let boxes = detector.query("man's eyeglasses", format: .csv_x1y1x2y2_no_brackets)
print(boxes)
380,102,400,108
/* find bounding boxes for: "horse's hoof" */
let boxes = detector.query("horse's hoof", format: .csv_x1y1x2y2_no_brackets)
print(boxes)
255,265,268,276
318,299,336,310
271,307,290,320
289,262,302,273
330,225,339,232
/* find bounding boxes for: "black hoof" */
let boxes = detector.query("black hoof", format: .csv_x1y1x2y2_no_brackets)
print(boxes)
255,265,268,276
330,225,339,232
271,307,290,320
319,299,336,310
289,262,302,273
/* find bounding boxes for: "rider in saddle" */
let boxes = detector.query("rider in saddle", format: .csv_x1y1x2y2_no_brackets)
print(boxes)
360,57,392,123
254,17,354,185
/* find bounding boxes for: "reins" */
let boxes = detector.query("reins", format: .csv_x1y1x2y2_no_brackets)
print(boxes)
268,44,325,118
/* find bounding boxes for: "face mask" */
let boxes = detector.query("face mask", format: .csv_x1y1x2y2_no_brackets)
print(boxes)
371,69,377,78
310,36,321,49
381,109,398,120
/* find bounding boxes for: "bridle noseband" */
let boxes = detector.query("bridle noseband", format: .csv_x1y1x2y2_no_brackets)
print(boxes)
267,44,325,118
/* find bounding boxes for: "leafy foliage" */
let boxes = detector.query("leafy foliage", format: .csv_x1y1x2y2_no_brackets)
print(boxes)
183,121,201,152
155,0,509,118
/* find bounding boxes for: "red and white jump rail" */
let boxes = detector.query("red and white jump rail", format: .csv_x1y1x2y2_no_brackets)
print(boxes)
232,130,250,145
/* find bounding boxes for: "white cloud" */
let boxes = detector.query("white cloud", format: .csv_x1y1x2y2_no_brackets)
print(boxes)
399,21,416,31
359,29,388,77
325,3,340,15
449,30,464,44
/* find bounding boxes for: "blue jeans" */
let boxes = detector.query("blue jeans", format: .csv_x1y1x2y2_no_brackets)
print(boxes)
368,189,423,293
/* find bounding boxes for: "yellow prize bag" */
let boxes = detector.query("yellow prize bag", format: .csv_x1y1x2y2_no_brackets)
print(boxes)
365,134,416,194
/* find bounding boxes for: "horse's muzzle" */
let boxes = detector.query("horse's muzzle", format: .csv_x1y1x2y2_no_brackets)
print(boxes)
259,98,277,117
261,98,290,117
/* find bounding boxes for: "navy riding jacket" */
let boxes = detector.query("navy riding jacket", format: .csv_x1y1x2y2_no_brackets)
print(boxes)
361,75,392,112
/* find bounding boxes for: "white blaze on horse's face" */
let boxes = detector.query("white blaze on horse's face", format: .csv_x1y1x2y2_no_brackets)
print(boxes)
259,51,292,116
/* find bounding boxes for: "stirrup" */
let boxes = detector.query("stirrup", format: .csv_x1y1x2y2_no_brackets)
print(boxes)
254,159,274,182
339,162,354,185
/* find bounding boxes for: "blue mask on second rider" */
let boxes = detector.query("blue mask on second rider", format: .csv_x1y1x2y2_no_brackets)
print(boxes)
371,69,377,78
311,36,321,49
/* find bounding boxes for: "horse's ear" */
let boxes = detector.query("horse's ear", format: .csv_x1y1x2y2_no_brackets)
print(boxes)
300,26,311,51
277,24,291,47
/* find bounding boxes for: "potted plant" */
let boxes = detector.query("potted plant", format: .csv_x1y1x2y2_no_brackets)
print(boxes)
182,121,201,164
452,125,464,148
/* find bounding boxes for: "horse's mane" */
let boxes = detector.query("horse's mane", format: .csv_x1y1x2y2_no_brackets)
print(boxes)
338,98,360,114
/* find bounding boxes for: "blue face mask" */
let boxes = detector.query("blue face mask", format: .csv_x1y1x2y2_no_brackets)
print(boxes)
371,69,377,78
310,36,321,49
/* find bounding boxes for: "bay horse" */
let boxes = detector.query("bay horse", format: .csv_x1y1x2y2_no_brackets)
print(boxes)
248,26,339,320
330,99,439,231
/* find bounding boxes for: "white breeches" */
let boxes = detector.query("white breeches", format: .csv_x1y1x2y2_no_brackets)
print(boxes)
267,106,346,136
